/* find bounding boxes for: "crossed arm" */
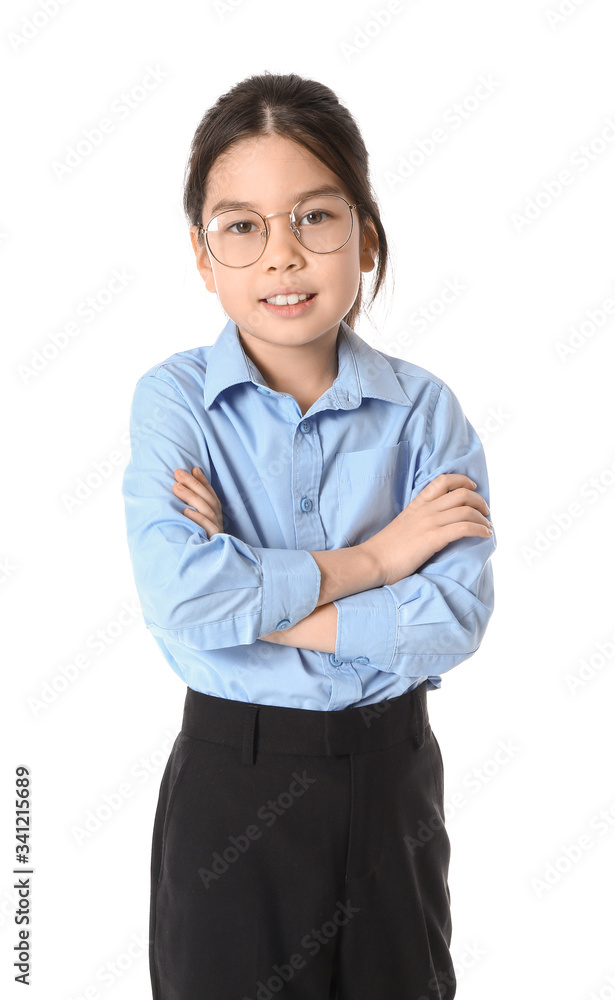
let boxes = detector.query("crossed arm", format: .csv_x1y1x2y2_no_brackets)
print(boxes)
259,601,338,652
171,466,383,654
170,464,494,661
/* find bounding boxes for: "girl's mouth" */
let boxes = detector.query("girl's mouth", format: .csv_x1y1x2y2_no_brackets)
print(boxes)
259,293,317,316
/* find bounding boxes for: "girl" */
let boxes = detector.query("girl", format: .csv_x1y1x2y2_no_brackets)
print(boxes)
122,71,495,1000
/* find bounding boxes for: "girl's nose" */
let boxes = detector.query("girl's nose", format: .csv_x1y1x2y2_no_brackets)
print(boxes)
261,214,305,265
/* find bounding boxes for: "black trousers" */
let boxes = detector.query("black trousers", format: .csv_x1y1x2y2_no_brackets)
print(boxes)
149,681,456,1000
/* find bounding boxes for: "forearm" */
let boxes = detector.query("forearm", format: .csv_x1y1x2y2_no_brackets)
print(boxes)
258,601,337,653
256,543,383,652
309,543,384,607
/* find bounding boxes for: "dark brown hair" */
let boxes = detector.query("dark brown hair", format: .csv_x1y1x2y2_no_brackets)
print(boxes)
183,71,391,331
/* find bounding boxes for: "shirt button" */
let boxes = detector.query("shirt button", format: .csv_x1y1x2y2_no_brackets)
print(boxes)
276,619,291,630
300,421,310,433
354,656,370,665
300,497,313,512
329,653,343,667
256,385,270,394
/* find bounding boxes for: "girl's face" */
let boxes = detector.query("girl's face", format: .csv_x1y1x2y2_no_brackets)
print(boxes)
190,133,378,351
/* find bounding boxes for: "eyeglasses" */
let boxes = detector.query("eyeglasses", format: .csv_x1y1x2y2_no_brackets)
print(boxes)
198,195,358,268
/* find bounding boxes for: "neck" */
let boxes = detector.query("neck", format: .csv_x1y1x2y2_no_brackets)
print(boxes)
237,324,341,399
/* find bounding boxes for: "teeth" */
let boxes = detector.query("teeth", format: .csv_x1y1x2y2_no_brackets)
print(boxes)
266,293,309,305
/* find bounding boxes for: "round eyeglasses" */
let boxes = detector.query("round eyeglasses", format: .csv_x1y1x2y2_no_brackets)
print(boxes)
198,195,358,268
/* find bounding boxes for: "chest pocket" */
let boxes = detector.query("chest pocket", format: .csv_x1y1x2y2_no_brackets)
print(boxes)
336,440,410,547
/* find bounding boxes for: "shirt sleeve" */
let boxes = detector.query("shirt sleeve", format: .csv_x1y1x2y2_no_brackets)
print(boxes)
121,372,321,650
333,380,496,678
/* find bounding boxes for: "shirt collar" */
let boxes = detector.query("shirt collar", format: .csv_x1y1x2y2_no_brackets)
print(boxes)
203,317,412,411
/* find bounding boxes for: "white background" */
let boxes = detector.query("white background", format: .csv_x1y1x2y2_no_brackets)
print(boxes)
2,0,615,997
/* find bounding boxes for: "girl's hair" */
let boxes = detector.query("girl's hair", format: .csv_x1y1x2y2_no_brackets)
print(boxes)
183,71,390,331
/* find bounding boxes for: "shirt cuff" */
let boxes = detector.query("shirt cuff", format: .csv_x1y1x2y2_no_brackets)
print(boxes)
333,588,397,668
259,548,322,635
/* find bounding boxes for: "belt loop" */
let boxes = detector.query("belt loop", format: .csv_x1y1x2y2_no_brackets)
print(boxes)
413,684,427,750
241,704,259,765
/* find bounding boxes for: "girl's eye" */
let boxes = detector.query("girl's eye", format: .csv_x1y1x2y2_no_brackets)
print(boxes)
226,220,258,235
299,210,330,226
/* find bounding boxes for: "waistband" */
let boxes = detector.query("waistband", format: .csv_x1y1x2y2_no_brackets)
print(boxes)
180,681,429,764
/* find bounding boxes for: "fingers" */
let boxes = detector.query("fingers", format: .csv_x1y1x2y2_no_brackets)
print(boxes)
438,487,489,517
436,488,491,529
174,467,218,502
174,466,215,498
173,467,223,537
173,468,215,513
421,473,477,497
432,520,494,551
420,474,489,514
416,474,492,536
437,504,493,533
181,506,217,537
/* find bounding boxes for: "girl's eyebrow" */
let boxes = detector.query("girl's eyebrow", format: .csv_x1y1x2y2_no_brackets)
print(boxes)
209,184,345,216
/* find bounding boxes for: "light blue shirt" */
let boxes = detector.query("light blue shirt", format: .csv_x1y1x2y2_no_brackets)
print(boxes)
121,317,495,710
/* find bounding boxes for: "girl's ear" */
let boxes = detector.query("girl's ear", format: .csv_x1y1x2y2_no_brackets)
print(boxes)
359,218,379,274
189,225,217,294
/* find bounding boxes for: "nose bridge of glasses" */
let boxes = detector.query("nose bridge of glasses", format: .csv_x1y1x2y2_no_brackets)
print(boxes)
262,210,294,221
261,209,301,249
262,209,298,235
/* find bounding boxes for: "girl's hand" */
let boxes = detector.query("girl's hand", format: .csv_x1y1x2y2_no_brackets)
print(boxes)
361,473,492,587
172,467,224,538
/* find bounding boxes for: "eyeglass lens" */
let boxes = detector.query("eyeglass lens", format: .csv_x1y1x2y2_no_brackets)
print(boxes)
205,196,353,267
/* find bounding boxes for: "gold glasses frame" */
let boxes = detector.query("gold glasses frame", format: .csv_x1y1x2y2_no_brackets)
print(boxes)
198,195,358,268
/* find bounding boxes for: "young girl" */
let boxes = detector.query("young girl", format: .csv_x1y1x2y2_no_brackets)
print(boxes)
122,71,495,1000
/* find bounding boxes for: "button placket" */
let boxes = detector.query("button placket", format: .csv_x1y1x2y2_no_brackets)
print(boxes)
292,419,325,552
